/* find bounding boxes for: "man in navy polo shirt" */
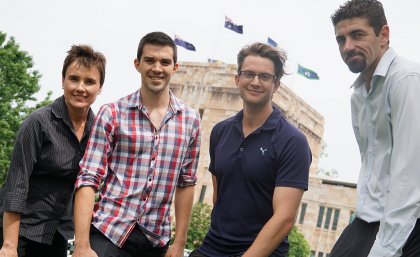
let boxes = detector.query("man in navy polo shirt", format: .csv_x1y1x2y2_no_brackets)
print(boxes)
190,42,312,257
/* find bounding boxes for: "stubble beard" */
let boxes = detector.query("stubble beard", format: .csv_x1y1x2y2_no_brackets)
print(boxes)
347,59,367,74
344,51,367,74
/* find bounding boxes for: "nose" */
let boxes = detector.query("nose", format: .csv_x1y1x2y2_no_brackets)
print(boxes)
76,81,86,92
343,38,355,53
152,62,163,72
250,74,261,85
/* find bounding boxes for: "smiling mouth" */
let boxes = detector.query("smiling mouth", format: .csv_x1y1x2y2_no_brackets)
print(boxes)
149,75,165,80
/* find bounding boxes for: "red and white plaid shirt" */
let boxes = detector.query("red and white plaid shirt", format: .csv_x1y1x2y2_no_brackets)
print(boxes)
75,89,201,247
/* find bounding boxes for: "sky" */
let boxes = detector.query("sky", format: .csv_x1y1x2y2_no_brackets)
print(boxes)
1,0,420,183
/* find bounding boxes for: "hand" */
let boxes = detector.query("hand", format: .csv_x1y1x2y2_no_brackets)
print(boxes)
72,246,98,257
164,243,184,257
0,247,18,257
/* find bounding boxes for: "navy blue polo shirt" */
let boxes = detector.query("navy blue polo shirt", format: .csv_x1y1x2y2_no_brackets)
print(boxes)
199,107,311,257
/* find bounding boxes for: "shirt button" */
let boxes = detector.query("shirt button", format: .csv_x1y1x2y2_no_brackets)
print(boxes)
143,197,147,201
240,148,243,151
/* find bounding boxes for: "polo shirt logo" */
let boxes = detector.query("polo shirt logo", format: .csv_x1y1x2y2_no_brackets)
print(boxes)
260,147,268,156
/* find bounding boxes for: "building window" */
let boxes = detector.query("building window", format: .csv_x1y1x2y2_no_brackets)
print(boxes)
199,108,204,118
317,206,325,228
310,251,316,257
199,185,207,203
349,210,355,224
318,252,324,257
299,203,307,224
324,207,333,229
332,208,340,230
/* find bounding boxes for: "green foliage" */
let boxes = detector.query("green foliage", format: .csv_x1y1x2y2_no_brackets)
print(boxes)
187,202,212,249
288,226,311,257
0,31,52,185
172,202,212,250
173,203,311,256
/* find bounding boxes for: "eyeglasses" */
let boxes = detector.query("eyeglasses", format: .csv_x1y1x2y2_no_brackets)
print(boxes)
238,70,277,83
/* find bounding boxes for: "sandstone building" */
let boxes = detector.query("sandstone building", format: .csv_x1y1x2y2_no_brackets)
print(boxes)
170,61,357,257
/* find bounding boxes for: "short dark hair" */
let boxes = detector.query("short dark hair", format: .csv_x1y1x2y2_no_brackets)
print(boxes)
137,32,177,64
62,45,106,87
331,0,387,36
237,42,287,81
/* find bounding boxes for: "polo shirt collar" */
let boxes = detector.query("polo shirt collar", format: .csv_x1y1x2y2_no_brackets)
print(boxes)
233,106,282,133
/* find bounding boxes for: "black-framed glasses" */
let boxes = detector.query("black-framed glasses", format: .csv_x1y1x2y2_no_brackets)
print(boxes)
238,70,277,83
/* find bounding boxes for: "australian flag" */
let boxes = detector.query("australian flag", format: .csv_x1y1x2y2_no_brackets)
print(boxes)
224,16,243,34
267,37,278,47
297,64,319,80
174,35,196,51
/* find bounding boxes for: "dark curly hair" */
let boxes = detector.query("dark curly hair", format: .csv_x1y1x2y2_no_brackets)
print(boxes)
331,0,387,36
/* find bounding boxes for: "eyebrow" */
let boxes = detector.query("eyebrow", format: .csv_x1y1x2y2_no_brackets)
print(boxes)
143,56,173,64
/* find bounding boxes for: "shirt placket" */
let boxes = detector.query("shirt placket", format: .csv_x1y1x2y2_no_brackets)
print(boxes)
142,130,159,206
357,89,375,213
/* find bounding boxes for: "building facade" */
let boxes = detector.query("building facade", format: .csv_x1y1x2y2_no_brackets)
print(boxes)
170,61,357,257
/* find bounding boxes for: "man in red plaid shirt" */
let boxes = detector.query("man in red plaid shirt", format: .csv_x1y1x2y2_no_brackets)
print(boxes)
72,31,201,257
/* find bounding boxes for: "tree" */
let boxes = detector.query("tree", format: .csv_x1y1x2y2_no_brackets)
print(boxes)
317,140,339,178
0,32,51,184
173,203,311,256
172,202,212,250
187,202,212,249
288,226,311,257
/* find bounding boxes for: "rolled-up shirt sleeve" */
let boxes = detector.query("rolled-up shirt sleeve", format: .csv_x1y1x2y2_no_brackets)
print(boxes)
75,104,115,191
177,111,201,187
368,75,420,257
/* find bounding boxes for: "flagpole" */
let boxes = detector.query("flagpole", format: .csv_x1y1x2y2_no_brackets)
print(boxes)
209,14,224,61
290,67,296,92
286,60,297,93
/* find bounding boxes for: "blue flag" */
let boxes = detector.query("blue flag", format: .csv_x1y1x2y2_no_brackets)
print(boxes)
267,37,278,47
224,16,243,34
174,35,196,51
297,64,319,80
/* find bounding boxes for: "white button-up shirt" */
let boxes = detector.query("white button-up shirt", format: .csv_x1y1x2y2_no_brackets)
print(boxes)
351,48,420,257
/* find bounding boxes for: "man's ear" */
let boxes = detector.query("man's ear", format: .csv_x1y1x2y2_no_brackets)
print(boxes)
380,24,390,47
172,63,179,76
234,74,240,87
274,79,280,91
134,59,140,72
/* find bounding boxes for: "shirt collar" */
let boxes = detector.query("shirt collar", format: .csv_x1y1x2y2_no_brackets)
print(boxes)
50,95,68,119
352,48,397,90
233,106,283,132
51,95,95,130
128,89,187,114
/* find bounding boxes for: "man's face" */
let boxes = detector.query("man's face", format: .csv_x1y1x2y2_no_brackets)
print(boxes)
134,44,178,94
235,55,279,108
334,17,389,74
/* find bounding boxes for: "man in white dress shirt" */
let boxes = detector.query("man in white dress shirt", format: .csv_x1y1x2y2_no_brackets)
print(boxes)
330,0,420,256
